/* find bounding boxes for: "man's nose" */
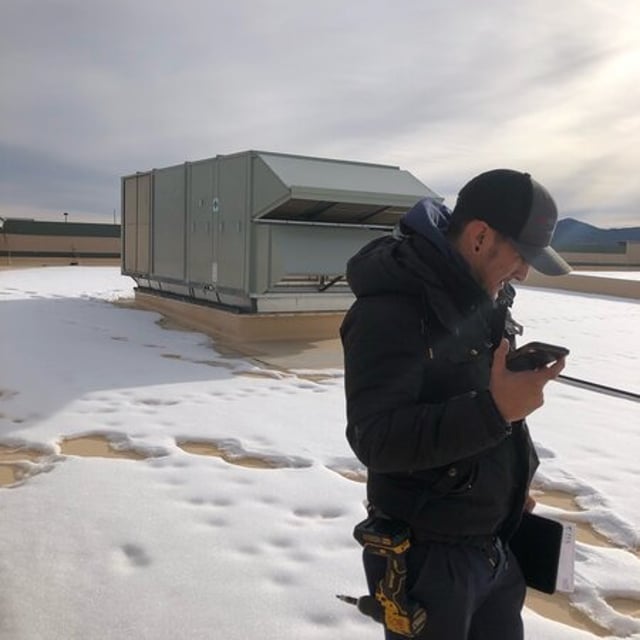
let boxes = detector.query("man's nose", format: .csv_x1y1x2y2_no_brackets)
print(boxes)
513,260,530,282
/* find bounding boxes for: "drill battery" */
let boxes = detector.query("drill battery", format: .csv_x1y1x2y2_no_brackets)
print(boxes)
353,514,411,554
351,515,427,638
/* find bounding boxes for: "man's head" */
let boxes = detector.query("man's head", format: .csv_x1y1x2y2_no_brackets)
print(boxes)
447,169,571,298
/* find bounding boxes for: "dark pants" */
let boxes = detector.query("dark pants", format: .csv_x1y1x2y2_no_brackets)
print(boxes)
363,539,526,640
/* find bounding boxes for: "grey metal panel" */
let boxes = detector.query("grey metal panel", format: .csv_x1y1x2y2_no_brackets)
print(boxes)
260,199,414,227
152,165,186,280
136,173,151,274
287,186,424,207
250,153,290,217
253,292,354,313
187,159,215,283
251,223,271,294
122,176,138,273
266,225,386,289
216,155,248,292
254,152,437,217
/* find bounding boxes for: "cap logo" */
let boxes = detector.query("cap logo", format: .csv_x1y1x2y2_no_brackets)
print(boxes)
534,215,555,230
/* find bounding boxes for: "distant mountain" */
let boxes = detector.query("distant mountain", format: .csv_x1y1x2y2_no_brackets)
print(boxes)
552,218,640,252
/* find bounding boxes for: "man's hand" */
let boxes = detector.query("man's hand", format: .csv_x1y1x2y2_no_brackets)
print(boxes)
490,339,566,423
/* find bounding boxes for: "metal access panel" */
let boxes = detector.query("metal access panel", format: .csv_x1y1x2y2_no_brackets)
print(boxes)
152,164,186,280
250,151,436,225
122,172,151,275
136,173,151,273
251,223,382,293
187,159,216,284
122,176,137,273
216,153,249,293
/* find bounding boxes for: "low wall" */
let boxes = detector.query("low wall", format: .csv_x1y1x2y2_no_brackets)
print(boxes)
1,219,120,266
522,271,639,300
559,243,640,268
0,257,120,269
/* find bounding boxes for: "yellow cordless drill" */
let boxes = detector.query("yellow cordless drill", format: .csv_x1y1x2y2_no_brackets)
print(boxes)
337,516,427,638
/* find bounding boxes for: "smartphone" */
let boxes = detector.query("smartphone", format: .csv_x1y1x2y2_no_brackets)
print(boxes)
506,341,569,372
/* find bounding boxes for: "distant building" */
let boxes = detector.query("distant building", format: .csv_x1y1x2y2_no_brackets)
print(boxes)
0,218,120,266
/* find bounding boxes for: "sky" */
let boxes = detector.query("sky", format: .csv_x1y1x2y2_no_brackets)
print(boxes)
1,0,640,228
1,266,639,639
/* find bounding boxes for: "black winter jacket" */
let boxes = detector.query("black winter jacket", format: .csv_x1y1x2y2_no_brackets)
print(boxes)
340,200,538,542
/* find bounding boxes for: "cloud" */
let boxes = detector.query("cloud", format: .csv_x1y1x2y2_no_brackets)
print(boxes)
0,142,116,214
1,0,639,226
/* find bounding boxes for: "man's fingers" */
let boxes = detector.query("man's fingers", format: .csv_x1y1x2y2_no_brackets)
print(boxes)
493,339,510,369
544,356,566,379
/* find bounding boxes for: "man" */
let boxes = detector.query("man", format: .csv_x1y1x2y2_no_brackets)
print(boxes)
340,169,571,640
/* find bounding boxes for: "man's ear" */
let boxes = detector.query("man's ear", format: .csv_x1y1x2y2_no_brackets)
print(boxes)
464,220,490,253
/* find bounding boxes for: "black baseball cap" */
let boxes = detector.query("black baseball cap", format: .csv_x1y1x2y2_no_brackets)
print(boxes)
452,169,571,276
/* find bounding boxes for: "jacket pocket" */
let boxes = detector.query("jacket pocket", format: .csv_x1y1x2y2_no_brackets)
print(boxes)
426,461,478,497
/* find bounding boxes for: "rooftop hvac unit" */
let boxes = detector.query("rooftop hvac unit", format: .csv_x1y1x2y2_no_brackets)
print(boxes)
122,150,440,313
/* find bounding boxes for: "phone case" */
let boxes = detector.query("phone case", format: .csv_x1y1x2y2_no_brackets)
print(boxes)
506,342,569,372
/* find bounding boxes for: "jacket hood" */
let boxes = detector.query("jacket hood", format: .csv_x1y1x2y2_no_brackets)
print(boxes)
346,198,479,301
399,198,455,259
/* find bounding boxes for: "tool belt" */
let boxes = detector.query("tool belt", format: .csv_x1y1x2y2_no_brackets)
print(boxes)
410,529,504,567
372,505,504,568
